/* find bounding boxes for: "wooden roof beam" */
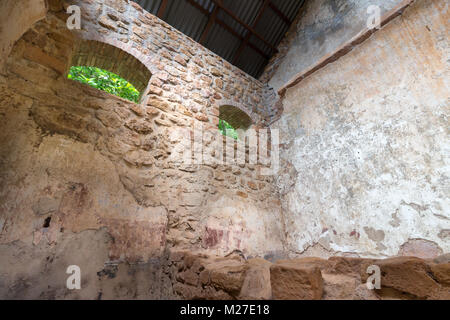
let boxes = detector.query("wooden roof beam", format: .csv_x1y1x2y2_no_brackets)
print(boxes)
157,0,169,18
199,0,222,44
209,0,278,53
215,19,270,60
268,2,291,25
185,0,270,60
233,0,270,64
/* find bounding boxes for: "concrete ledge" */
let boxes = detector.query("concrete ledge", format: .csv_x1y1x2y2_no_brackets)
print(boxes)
278,0,415,98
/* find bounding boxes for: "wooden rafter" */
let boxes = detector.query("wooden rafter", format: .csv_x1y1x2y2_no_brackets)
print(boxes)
232,0,270,64
157,0,169,18
208,0,278,53
268,2,291,25
186,0,269,60
215,19,270,60
199,0,222,44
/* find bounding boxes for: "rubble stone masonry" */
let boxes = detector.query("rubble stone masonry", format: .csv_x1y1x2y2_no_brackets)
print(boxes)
0,0,448,299
0,0,284,298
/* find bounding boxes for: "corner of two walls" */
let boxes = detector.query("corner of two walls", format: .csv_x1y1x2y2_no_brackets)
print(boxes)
261,0,449,259
3,0,447,279
0,0,286,284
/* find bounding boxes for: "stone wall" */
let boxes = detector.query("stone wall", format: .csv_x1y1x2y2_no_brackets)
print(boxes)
0,0,284,298
266,0,449,258
0,0,47,71
68,0,280,126
1,0,448,300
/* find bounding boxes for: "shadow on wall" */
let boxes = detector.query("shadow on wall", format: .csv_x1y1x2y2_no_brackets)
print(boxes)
0,0,47,70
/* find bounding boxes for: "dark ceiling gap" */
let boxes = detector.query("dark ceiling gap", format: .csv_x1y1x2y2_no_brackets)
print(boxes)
135,0,305,78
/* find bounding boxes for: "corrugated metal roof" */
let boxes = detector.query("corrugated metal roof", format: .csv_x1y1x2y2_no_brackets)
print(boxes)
132,0,305,78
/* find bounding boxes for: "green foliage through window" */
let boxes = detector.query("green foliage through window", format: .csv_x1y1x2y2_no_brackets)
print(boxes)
218,119,238,140
68,66,140,103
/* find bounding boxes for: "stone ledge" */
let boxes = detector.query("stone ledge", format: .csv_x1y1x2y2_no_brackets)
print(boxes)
168,251,450,300
277,0,416,98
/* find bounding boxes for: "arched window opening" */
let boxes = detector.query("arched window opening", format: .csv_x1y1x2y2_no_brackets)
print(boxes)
68,66,140,103
219,105,253,140
68,40,151,103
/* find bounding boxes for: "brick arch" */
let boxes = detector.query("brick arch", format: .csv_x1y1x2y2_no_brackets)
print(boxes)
216,99,255,130
70,39,152,95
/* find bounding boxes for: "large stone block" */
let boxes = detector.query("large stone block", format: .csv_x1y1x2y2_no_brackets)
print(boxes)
430,263,450,287
360,257,442,299
207,259,249,297
239,259,272,300
270,262,323,300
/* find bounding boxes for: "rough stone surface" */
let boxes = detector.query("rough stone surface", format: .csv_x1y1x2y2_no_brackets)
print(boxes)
0,0,284,299
430,263,450,287
0,0,448,300
239,259,272,300
269,0,450,258
166,253,449,300
270,263,324,300
0,0,284,264
360,257,448,299
0,229,174,299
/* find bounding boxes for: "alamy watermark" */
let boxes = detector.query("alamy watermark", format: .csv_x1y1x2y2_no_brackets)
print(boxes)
66,5,81,30
167,123,280,176
366,265,381,290
65,4,383,32
66,265,81,290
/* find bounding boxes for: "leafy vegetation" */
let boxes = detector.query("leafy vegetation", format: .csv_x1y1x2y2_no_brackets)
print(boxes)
218,119,238,140
68,66,140,103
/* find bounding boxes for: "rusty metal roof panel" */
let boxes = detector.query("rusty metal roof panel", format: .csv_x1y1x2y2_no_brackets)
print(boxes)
131,0,305,78
237,44,267,77
137,0,162,15
163,0,209,41
204,24,240,61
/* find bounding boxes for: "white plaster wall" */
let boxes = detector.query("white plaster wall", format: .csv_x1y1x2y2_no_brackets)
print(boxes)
272,0,449,258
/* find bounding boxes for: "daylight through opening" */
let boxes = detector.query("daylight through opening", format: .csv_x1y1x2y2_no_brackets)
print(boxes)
69,40,152,103
218,105,253,140
68,66,140,103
